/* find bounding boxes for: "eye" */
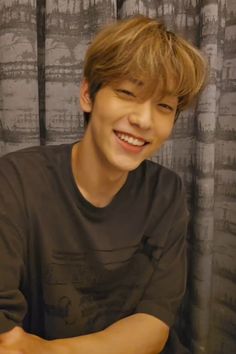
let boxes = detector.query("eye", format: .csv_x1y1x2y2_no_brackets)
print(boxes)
115,89,136,97
157,103,175,112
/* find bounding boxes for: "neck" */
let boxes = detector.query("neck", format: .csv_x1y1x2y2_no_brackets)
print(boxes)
72,140,128,207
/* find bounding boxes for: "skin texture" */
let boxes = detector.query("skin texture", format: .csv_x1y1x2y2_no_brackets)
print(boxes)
81,79,177,172
0,79,178,353
72,79,178,207
0,314,169,354
0,327,51,354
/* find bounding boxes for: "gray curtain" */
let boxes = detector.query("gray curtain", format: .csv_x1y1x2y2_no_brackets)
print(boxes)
0,1,235,353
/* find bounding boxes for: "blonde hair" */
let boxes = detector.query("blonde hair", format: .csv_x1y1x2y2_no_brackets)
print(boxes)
83,16,208,121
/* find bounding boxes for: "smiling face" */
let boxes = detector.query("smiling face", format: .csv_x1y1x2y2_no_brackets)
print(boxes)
80,79,178,173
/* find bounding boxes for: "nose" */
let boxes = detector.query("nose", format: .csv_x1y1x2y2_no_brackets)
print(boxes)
128,100,153,130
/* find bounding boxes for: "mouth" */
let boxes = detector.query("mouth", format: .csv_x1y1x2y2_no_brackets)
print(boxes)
114,130,149,147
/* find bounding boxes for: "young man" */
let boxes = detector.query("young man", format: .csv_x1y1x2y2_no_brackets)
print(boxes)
0,16,207,354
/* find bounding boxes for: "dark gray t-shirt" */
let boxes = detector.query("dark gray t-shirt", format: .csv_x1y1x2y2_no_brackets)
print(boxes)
0,143,188,341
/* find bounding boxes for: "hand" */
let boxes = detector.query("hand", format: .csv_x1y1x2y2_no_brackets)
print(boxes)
0,327,54,354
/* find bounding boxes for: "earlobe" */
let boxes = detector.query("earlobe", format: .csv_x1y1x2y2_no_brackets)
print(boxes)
80,79,92,113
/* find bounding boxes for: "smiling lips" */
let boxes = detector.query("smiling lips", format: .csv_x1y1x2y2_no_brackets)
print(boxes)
114,130,148,147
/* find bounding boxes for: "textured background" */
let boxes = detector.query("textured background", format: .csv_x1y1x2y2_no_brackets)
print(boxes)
0,1,235,353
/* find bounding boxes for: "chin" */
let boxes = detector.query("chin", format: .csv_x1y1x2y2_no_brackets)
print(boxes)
112,158,143,172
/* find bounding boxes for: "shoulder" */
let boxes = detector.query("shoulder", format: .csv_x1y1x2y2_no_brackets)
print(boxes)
139,159,184,200
0,143,72,171
136,161,188,241
135,160,188,227
0,143,74,192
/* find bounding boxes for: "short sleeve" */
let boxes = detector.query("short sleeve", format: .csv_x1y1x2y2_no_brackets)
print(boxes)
134,175,188,327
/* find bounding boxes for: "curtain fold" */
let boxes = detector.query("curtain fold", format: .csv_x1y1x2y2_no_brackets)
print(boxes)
0,0,40,154
0,1,235,353
44,0,116,145
37,0,46,144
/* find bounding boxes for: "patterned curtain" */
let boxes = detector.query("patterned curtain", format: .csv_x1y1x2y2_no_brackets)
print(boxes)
0,1,235,353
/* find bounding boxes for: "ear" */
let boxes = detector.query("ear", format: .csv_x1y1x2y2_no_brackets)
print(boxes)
79,79,92,113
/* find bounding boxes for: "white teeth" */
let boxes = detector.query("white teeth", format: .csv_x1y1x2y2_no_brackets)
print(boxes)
116,132,145,146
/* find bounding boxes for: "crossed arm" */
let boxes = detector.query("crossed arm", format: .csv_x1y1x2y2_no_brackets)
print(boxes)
0,313,169,354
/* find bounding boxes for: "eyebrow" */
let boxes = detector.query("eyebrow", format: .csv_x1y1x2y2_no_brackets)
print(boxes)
129,79,143,86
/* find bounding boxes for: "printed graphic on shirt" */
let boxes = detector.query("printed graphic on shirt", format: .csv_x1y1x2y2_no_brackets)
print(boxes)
42,250,153,339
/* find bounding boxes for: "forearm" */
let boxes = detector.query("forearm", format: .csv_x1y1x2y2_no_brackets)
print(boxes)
53,313,169,354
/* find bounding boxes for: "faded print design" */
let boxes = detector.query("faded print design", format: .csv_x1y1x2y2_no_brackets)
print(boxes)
41,250,152,339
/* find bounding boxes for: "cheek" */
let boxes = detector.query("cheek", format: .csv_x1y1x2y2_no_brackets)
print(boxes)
95,91,131,119
94,100,119,122
154,120,174,141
